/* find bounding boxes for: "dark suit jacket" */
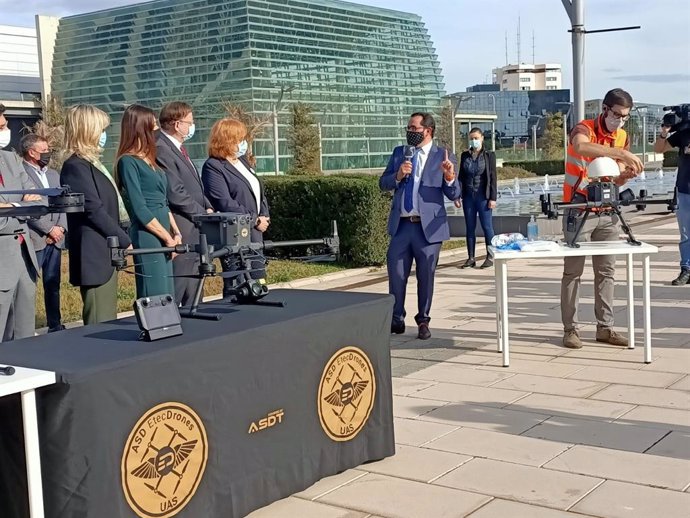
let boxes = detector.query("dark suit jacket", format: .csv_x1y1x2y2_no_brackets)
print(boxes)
201,156,269,242
23,161,68,251
379,144,460,243
155,132,211,246
459,149,497,202
60,154,131,287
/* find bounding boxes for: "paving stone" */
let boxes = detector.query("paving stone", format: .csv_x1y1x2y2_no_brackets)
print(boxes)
642,356,690,374
317,473,491,518
589,384,690,410
566,365,684,388
550,355,645,370
523,416,669,453
406,362,514,386
616,405,690,431
294,470,368,500
247,497,367,518
478,358,585,376
467,499,596,518
413,382,528,408
392,417,459,447
491,373,607,398
544,444,690,490
572,480,690,518
645,431,690,460
363,444,472,483
668,375,690,391
391,378,437,396
425,427,570,467
507,393,635,420
417,403,548,434
434,458,601,510
392,395,446,419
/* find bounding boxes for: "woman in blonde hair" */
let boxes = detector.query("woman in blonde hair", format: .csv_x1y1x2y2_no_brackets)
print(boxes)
116,104,179,298
61,104,131,324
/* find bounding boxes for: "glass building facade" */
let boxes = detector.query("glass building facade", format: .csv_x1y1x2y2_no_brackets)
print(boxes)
49,0,445,172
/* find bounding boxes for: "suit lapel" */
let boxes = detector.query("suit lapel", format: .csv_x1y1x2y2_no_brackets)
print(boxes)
420,144,439,182
223,159,254,195
23,163,44,189
160,133,202,187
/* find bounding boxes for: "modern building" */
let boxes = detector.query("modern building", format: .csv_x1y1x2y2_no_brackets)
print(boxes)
449,88,571,147
493,63,562,92
0,24,42,150
37,0,445,172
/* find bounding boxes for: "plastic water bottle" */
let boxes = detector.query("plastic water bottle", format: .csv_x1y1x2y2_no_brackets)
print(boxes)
527,215,539,241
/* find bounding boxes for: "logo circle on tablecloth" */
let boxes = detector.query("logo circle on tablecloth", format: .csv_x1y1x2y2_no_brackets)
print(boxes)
318,346,376,441
121,402,208,518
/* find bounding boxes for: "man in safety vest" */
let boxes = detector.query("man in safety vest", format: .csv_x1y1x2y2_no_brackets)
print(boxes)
561,88,644,349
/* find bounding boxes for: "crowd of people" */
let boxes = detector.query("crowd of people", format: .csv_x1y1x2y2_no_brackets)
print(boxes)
0,101,269,342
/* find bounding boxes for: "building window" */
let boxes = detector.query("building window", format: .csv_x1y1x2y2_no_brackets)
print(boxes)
519,77,531,83
520,86,531,91
546,86,557,90
546,77,558,82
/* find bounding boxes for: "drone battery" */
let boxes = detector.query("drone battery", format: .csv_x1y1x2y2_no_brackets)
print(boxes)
193,212,253,248
587,182,619,204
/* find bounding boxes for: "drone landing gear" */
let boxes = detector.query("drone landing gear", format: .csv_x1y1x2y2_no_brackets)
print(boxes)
180,275,221,321
565,206,642,248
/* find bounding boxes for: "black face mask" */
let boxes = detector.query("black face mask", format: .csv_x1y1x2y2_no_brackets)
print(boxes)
37,152,52,168
406,130,425,147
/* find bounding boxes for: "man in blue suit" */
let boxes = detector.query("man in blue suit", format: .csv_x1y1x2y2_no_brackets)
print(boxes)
380,112,460,340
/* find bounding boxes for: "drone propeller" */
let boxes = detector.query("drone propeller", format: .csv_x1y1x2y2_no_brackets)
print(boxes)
164,423,188,441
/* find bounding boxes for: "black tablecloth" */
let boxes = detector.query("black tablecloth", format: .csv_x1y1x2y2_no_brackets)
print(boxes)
0,289,395,518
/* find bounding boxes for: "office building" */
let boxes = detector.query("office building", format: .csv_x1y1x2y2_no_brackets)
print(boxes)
37,0,445,172
493,63,562,92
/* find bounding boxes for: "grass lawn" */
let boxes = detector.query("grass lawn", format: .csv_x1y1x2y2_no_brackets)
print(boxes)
35,253,347,328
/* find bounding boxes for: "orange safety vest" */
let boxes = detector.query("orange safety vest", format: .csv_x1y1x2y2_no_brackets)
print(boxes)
564,115,628,202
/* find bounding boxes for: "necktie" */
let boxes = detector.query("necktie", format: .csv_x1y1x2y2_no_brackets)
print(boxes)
180,145,190,161
0,172,25,244
403,150,418,213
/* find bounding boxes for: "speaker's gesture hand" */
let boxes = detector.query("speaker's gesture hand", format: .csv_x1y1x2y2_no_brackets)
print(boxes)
441,148,455,181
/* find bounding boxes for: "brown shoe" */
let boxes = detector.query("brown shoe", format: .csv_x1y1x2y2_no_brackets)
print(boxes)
596,328,628,347
563,329,582,349
417,323,431,340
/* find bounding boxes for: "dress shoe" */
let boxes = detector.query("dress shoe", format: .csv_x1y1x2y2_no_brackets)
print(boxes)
460,258,476,269
48,325,66,333
671,269,690,286
391,321,405,334
417,323,431,340
563,329,582,349
596,328,628,347
479,257,494,269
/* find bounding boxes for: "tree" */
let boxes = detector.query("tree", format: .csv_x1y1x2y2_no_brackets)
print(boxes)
220,99,271,168
434,104,464,153
27,95,67,169
286,102,321,175
539,112,566,160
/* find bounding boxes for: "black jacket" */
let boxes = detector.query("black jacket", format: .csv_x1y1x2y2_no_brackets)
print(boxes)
459,149,497,202
201,156,269,242
60,154,131,286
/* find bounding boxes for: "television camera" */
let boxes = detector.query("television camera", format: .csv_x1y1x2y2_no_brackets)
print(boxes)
662,104,690,133
540,157,677,248
109,212,340,321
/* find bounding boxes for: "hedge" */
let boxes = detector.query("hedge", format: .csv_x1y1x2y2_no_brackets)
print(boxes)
663,151,678,168
502,159,564,176
263,175,391,266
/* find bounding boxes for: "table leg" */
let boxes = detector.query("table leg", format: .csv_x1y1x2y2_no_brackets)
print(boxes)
642,255,652,364
498,260,510,367
21,389,45,518
495,260,503,353
626,254,635,350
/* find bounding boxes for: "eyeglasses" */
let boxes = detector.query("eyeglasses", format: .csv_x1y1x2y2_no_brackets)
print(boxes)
406,126,426,131
604,106,630,121
177,119,194,126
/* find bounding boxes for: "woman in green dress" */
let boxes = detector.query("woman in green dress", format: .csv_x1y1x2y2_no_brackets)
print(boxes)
116,104,181,298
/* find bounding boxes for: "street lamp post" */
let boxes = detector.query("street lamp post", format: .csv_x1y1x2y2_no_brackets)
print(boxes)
632,105,648,166
271,85,295,175
531,115,545,160
556,101,573,169
488,94,496,152
446,94,474,154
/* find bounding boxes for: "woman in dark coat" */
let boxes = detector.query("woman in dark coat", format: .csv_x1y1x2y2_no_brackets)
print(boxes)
116,104,180,298
201,118,270,298
456,127,498,269
60,104,131,324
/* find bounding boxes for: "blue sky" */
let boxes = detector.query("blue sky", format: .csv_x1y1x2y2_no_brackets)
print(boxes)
5,0,688,105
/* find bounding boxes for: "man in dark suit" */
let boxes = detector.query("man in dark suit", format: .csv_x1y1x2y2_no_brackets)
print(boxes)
380,112,460,340
0,143,41,342
156,102,213,306
20,134,67,332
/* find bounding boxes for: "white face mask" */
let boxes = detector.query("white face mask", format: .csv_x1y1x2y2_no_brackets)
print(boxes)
183,123,195,141
0,128,11,149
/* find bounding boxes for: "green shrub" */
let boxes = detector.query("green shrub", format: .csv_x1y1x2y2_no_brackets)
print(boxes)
663,151,678,168
503,159,564,176
264,175,391,266
496,166,537,180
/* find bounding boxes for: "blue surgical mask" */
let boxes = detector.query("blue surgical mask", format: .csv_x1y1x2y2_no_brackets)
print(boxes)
98,131,107,148
470,138,482,150
237,139,248,158
183,123,195,141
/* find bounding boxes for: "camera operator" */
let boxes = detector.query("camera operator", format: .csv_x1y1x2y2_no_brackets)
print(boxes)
654,109,690,286
561,88,643,350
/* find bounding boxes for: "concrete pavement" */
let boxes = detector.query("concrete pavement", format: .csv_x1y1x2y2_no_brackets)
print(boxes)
249,211,690,518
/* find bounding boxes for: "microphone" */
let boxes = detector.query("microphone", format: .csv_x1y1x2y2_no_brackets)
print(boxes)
0,366,16,376
402,145,415,183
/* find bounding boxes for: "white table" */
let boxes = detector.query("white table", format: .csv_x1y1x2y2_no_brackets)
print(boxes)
0,366,56,518
489,241,658,367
